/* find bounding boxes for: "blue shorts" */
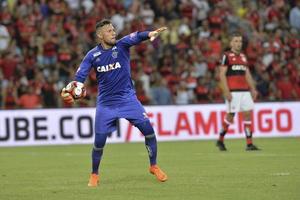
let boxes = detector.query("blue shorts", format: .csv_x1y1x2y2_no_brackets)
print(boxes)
95,97,149,134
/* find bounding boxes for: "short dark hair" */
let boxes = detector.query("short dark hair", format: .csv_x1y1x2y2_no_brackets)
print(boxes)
96,19,112,30
229,32,243,41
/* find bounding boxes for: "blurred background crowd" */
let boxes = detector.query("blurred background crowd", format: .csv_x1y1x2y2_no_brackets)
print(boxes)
0,0,300,109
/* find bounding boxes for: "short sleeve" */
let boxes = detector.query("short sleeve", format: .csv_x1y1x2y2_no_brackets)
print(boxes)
220,53,228,66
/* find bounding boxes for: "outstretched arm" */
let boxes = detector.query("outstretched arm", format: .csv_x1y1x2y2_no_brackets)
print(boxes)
148,27,168,41
119,27,168,48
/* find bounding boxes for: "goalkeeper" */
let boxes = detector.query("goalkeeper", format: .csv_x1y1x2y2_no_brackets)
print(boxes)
61,19,168,187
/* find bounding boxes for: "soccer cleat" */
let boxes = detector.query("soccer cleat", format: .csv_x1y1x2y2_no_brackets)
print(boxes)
246,144,260,151
88,173,99,187
149,165,168,182
216,140,227,151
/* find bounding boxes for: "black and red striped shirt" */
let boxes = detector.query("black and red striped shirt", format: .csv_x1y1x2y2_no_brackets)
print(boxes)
220,51,249,91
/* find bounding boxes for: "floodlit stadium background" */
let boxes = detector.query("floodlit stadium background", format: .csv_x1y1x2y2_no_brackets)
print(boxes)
1,0,300,109
0,1,299,200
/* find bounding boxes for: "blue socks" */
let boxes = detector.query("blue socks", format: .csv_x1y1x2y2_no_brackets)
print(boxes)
145,134,157,166
91,133,108,174
135,121,158,166
92,148,103,174
91,125,157,174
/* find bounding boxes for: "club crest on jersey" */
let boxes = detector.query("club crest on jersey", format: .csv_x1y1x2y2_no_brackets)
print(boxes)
96,62,121,72
112,51,118,58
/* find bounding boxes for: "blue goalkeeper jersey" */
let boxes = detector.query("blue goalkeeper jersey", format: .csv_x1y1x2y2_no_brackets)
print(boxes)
75,31,150,106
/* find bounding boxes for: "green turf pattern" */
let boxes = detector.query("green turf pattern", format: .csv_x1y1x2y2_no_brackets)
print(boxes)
0,138,299,200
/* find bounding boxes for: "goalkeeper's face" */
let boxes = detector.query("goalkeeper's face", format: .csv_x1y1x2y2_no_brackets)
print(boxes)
230,36,242,53
97,24,117,46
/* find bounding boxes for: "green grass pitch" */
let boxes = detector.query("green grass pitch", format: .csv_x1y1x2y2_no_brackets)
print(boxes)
0,138,299,200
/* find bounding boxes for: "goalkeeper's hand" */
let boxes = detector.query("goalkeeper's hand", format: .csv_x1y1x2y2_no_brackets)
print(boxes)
148,27,168,41
61,87,74,104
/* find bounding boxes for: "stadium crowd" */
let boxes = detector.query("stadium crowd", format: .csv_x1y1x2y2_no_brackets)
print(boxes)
0,0,299,109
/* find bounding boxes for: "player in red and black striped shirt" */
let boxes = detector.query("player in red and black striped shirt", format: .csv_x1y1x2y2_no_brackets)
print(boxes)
216,32,260,151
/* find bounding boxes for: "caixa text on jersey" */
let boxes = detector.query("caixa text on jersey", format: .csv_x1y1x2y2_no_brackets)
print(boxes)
231,64,247,71
96,62,121,73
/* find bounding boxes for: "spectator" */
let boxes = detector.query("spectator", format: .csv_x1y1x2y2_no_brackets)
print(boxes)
191,0,210,26
140,3,155,26
178,17,191,37
111,8,126,34
42,33,58,67
135,80,150,105
0,51,19,81
2,80,18,109
175,81,190,105
0,0,299,109
256,73,271,100
289,1,300,30
18,86,42,109
41,77,59,108
276,70,298,100
82,0,94,14
136,66,151,98
0,23,10,51
151,78,173,105
195,77,210,103
194,55,208,77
